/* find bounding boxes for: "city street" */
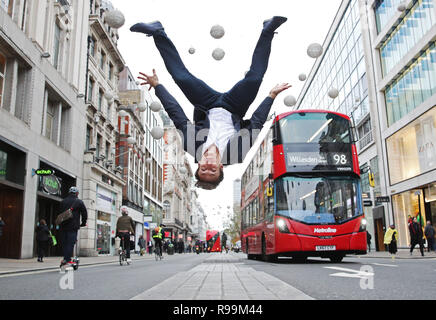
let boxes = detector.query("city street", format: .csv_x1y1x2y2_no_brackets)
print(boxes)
1,251,436,300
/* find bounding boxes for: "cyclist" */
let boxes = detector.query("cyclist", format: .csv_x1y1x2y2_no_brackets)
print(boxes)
152,224,165,259
116,206,135,263
59,186,87,269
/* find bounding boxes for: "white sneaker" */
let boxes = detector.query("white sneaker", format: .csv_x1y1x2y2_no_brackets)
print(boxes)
127,258,132,263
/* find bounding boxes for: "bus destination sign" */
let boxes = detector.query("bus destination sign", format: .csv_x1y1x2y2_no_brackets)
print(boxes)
286,152,352,170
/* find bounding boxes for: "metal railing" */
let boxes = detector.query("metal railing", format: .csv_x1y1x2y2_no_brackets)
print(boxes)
359,130,373,150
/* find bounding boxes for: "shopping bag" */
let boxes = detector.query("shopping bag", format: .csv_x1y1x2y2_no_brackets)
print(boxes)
49,231,57,246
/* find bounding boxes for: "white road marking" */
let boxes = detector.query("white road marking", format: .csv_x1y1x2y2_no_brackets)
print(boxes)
324,266,374,279
371,263,398,267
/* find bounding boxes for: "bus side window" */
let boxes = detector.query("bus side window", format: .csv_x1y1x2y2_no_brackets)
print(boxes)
267,193,274,222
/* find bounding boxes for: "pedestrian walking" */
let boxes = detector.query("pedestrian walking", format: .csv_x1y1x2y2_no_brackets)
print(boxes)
138,235,146,256
148,240,153,255
424,221,435,252
384,225,398,256
409,217,425,256
0,217,4,239
35,219,50,262
58,186,88,268
366,230,372,252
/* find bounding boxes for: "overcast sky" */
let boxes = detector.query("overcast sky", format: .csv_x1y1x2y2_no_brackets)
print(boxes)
112,0,343,230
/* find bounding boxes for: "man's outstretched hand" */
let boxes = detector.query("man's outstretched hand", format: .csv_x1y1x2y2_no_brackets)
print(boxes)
269,83,292,99
138,69,160,90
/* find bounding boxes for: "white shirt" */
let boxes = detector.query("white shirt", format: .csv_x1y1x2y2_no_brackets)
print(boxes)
201,108,237,156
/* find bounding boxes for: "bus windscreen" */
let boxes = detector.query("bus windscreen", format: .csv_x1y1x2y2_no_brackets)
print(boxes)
279,112,351,144
275,176,363,224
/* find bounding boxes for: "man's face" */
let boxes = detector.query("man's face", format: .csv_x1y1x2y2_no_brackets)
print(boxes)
198,147,223,182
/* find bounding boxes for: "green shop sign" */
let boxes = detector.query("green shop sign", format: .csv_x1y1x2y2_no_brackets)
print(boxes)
42,175,61,195
33,169,55,176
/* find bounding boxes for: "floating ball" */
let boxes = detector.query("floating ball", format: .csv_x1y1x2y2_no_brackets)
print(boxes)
104,10,125,29
284,95,297,107
137,102,147,112
328,88,339,99
298,73,307,81
104,91,113,101
397,3,407,11
307,43,323,58
210,25,225,39
127,137,136,145
150,101,162,112
188,47,196,54
151,126,164,140
212,48,225,61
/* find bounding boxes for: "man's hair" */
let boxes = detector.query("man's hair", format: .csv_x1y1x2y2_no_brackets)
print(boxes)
194,167,224,190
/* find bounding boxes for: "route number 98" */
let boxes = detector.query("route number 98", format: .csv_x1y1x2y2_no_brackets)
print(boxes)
333,154,347,165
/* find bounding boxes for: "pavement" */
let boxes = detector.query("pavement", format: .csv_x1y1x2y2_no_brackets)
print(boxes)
0,249,435,276
131,253,313,300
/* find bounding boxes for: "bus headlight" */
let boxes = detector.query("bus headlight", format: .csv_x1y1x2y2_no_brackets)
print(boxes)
276,218,290,233
359,218,367,232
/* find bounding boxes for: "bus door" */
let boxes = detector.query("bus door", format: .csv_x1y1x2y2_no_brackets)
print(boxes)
264,179,275,253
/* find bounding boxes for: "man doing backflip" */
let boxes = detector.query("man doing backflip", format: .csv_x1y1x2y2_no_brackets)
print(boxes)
130,16,291,190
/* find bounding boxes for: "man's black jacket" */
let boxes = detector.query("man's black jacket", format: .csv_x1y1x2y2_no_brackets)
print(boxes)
155,84,274,165
58,194,88,232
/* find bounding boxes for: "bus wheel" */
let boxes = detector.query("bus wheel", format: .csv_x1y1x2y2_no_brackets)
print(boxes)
329,255,344,263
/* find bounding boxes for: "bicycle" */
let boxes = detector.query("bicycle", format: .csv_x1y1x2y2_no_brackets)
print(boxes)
154,244,163,261
119,236,130,266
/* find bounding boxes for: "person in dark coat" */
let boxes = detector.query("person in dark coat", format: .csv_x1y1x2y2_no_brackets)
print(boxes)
409,217,425,256
131,17,290,190
147,240,153,254
366,231,372,252
58,186,88,267
0,217,4,239
424,221,435,252
138,235,146,256
35,219,50,262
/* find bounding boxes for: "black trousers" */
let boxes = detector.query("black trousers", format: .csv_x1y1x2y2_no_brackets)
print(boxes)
426,237,434,251
37,240,49,259
118,232,131,258
410,239,424,255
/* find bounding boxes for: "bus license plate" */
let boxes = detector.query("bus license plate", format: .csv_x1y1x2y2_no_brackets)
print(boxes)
316,245,336,251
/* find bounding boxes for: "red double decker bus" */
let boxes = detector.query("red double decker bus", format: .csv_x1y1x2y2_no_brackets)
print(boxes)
240,110,367,263
206,230,222,252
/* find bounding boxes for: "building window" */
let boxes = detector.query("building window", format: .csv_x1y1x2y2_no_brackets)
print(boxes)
387,106,436,185
374,0,404,34
108,62,113,80
53,23,61,69
100,50,106,71
98,89,103,112
86,126,92,151
0,0,13,17
88,78,94,103
45,100,56,141
358,118,373,149
380,0,436,77
385,43,436,126
96,134,101,158
90,36,96,57
0,53,5,108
